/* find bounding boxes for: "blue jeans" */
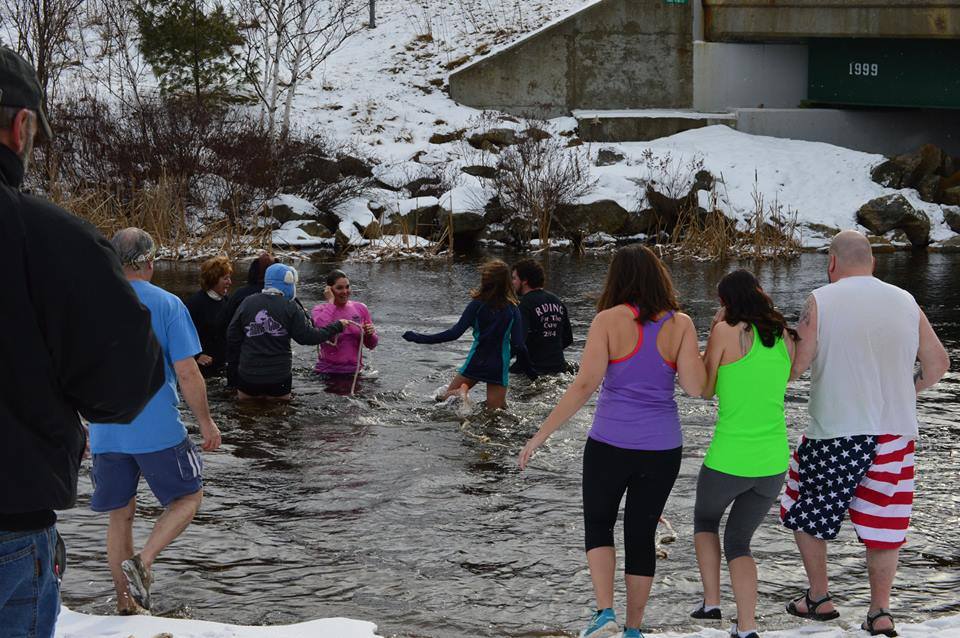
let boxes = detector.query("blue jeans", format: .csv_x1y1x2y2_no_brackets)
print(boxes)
0,526,60,638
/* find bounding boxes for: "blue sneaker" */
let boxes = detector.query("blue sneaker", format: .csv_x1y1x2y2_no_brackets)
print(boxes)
622,629,645,638
579,608,618,638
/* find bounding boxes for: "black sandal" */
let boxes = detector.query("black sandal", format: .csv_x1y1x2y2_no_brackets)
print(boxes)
862,609,897,637
785,588,840,621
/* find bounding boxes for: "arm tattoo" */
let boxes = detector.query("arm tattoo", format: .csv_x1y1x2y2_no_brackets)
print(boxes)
799,296,814,327
914,364,924,384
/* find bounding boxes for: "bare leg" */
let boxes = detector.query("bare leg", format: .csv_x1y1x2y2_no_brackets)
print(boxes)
107,497,137,612
728,555,758,632
694,531,722,607
485,383,507,409
139,490,203,570
866,547,899,632
624,574,654,628
586,546,616,611
442,374,476,400
792,530,835,614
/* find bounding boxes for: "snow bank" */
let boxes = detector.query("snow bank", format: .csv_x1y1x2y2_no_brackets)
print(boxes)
55,606,960,638
56,606,381,638
271,224,334,249
589,126,954,246
262,195,319,218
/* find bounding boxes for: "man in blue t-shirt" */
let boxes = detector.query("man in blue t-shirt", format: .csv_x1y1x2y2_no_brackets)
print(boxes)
89,228,221,614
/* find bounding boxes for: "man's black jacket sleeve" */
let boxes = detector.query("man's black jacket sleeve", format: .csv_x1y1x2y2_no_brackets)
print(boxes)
26,198,164,423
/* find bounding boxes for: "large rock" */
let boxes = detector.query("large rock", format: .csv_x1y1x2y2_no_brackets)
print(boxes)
893,144,943,189
555,200,631,237
311,157,341,184
260,196,318,224
856,194,931,247
467,128,518,149
461,165,498,179
523,127,552,141
447,211,487,237
337,155,373,178
944,207,960,233
429,129,465,145
943,186,960,206
596,148,625,167
870,159,905,189
406,176,443,198
918,174,942,203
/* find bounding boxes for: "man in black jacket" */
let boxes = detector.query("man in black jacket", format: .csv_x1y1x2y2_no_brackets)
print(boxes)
510,259,574,376
0,47,164,636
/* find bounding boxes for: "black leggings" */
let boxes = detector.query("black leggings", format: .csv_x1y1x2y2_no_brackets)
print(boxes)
582,437,682,577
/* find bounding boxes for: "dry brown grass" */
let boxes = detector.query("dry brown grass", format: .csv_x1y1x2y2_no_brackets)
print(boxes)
47,175,272,259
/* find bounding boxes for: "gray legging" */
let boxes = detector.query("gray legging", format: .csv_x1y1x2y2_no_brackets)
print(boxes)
693,465,786,561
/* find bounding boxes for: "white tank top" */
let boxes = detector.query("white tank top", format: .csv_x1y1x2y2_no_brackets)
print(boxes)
807,276,920,439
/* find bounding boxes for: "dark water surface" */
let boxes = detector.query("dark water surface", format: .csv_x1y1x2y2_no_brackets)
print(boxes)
59,251,960,637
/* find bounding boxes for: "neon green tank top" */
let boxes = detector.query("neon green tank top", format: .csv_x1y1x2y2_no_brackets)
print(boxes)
704,324,791,477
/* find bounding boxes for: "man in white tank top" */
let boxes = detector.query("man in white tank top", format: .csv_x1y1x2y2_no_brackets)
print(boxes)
779,231,949,636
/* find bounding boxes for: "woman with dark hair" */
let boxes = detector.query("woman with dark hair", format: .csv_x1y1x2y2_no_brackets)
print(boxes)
690,269,798,638
402,259,528,409
311,269,378,388
185,255,232,377
518,244,705,638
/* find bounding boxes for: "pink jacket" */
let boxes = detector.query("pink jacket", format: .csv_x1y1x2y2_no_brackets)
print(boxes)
311,301,378,374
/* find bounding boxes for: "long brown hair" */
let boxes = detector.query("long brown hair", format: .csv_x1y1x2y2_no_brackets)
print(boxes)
718,269,798,347
471,259,519,310
596,244,679,322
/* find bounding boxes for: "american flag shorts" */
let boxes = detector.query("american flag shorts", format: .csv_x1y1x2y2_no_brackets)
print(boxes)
780,434,915,549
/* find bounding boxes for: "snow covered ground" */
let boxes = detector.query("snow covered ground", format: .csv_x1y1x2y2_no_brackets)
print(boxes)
55,605,960,638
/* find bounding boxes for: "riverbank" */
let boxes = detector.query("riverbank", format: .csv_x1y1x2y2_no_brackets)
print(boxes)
56,606,960,638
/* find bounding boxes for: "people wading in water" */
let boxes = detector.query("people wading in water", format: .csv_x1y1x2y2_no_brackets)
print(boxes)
227,263,347,401
185,256,232,378
780,230,949,637
510,258,574,378
691,269,798,638
312,269,378,394
519,245,705,638
402,259,532,410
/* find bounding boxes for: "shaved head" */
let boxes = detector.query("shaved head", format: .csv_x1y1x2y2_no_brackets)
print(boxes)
829,230,874,273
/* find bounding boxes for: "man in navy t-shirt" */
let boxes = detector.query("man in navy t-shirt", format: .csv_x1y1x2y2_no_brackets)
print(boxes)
89,228,221,614
510,259,574,376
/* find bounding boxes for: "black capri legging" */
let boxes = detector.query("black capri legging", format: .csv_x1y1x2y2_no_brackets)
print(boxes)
582,437,682,577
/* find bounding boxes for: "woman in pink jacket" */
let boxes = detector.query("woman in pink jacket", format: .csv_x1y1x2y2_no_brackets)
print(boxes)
312,270,378,384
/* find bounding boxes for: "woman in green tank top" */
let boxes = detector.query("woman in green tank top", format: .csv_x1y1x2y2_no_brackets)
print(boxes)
690,270,798,638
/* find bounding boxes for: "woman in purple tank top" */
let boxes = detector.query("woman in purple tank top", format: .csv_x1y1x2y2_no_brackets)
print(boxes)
519,245,705,638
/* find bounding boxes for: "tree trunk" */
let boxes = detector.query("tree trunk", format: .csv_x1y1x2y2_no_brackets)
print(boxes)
280,0,309,139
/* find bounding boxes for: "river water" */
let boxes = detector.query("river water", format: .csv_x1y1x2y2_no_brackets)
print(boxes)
59,251,959,637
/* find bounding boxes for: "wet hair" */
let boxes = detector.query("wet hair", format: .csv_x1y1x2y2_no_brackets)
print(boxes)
326,269,348,286
597,244,679,322
246,252,276,286
512,258,545,289
717,269,798,347
110,227,155,270
199,256,232,291
471,259,519,310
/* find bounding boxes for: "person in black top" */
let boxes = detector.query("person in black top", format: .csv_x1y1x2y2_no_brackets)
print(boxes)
185,255,233,377
227,263,346,400
0,46,164,636
222,251,275,385
510,259,574,376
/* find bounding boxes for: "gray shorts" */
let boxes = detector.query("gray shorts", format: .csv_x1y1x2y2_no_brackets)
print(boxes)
693,465,785,561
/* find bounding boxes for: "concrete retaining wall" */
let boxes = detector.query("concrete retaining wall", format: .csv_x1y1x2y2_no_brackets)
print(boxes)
448,0,693,118
736,108,960,156
704,0,960,42
693,41,808,112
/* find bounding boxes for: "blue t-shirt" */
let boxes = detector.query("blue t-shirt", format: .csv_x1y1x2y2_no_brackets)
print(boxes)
90,280,201,454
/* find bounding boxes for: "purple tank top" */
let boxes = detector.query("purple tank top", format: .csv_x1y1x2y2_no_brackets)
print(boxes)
588,307,681,450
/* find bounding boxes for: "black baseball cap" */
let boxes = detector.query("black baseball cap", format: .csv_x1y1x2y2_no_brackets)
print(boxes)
0,46,53,141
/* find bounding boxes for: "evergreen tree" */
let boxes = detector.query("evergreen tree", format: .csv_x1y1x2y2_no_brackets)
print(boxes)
134,0,244,105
